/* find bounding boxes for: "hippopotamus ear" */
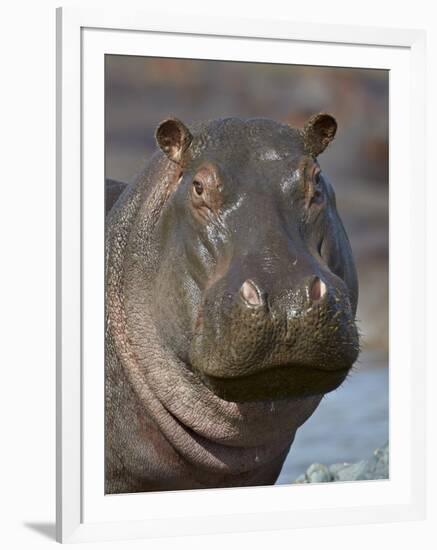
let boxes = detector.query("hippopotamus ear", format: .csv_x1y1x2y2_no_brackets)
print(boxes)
155,118,193,164
302,113,337,157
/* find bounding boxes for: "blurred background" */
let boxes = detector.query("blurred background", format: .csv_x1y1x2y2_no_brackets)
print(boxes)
105,56,389,482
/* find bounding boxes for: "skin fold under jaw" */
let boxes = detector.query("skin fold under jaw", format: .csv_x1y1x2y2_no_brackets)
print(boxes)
105,113,359,494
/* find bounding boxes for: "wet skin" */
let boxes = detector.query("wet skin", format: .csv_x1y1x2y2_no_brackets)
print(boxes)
105,114,359,493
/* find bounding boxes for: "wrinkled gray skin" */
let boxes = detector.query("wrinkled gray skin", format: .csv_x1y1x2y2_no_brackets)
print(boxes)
105,114,359,494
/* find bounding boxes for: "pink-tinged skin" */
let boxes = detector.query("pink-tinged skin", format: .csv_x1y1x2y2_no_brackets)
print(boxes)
105,115,359,493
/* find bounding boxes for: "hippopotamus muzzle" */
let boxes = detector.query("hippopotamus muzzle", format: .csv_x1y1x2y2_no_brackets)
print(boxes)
189,243,359,401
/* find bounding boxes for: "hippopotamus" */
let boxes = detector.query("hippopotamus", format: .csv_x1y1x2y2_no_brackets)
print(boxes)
105,114,359,494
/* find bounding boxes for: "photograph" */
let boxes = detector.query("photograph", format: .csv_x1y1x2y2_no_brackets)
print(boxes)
104,55,389,494
0,0,430,546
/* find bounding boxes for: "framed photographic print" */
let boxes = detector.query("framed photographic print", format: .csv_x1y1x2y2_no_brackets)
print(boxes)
56,6,426,543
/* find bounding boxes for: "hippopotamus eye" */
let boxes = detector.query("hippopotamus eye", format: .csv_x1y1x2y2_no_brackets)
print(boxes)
193,180,204,196
190,165,223,219
307,167,325,208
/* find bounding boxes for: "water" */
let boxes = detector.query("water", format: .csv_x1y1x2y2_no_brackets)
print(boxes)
276,352,388,484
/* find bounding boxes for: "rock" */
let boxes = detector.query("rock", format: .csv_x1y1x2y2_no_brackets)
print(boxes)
293,443,389,483
328,462,349,477
306,463,333,483
334,460,369,481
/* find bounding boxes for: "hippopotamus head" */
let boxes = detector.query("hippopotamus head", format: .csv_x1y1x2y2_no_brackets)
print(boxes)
151,115,359,402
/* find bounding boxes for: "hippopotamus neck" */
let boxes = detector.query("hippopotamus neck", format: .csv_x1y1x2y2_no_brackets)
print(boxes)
105,156,322,492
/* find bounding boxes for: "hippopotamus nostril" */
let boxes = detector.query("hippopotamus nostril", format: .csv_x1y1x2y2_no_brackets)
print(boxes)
309,276,327,302
240,279,263,307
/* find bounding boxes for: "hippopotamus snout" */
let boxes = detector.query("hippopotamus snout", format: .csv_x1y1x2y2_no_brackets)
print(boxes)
189,253,359,402
214,244,344,324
